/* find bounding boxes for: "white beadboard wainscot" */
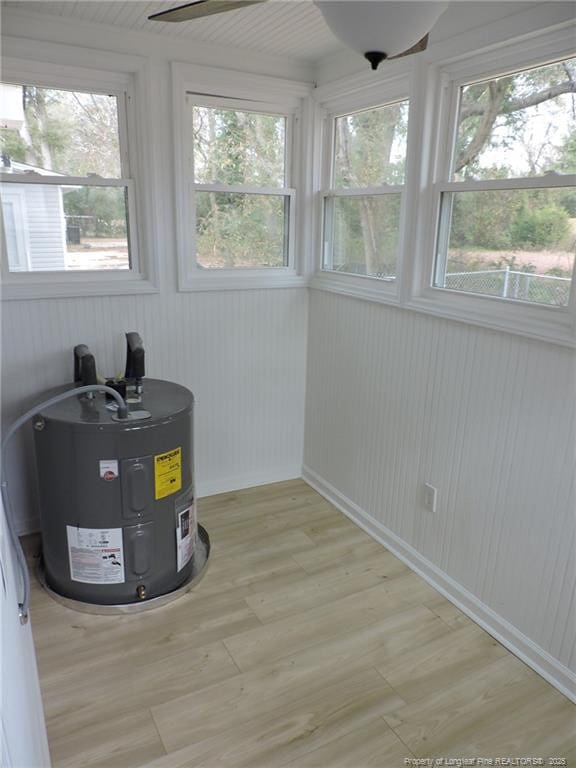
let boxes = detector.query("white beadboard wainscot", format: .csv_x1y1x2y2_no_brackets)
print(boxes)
2,288,308,534
303,289,576,701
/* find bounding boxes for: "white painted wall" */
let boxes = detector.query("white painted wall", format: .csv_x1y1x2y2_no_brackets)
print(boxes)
303,289,576,697
2,288,308,534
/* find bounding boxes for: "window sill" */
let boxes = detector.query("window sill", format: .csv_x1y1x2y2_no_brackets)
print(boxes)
178,270,308,292
310,271,399,306
406,290,576,348
310,273,575,347
2,273,159,301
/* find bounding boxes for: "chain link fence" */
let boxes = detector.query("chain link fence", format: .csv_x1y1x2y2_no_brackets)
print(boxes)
331,263,396,280
330,263,571,306
444,268,571,306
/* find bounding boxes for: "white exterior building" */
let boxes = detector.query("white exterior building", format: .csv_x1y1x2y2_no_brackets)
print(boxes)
1,164,68,272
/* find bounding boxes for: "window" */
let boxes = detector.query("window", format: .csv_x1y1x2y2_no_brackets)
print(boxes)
322,100,409,281
0,53,157,300
192,105,291,269
433,57,576,308
0,83,133,274
313,29,575,343
189,100,294,273
173,63,309,291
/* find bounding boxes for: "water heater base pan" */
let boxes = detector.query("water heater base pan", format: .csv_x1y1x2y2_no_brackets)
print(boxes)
36,525,210,615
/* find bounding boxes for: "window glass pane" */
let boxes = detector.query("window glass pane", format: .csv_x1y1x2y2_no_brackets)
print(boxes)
195,191,288,268
192,106,286,187
333,101,408,188
323,194,401,279
454,58,576,181
434,188,575,306
0,83,122,177
1,183,130,272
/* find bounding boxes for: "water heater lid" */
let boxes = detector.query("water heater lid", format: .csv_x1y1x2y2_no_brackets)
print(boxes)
34,378,193,431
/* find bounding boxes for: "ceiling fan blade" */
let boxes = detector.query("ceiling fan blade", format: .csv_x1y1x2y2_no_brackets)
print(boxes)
387,33,429,60
149,0,268,23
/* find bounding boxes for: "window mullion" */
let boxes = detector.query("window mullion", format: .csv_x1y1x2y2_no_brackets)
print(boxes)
438,176,576,193
192,183,293,196
434,191,453,287
444,79,462,182
285,113,294,188
117,90,131,178
325,186,405,197
322,195,334,271
0,175,130,187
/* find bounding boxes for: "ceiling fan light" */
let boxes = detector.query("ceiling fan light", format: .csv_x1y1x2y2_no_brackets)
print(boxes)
315,0,449,61
364,51,387,70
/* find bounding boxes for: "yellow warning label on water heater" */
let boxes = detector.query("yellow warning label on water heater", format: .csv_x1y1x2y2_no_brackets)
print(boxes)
154,447,182,500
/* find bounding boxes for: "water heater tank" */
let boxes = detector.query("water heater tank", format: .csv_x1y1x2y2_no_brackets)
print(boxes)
33,335,208,610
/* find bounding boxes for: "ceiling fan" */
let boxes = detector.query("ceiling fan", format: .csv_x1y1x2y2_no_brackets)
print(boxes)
148,0,449,70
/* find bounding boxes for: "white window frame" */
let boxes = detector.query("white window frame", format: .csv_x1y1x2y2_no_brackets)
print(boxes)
172,62,311,291
189,95,295,273
407,28,576,346
311,71,412,305
1,188,30,271
1,53,158,300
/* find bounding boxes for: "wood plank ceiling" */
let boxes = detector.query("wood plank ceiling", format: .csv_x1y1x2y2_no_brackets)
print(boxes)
3,1,344,61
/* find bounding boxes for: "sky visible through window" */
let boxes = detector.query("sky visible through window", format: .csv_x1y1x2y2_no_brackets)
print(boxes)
454,58,576,180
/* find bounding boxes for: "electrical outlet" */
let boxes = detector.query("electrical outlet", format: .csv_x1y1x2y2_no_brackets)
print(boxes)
424,483,437,513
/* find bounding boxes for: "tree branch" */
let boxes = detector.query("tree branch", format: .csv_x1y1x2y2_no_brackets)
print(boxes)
459,80,576,121
455,80,508,173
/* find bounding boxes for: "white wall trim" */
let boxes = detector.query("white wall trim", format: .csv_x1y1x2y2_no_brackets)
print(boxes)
405,294,576,349
302,464,576,704
172,60,311,104
309,282,576,349
310,274,399,307
316,69,410,114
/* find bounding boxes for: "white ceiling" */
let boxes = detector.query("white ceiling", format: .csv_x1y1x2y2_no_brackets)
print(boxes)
4,1,343,61
2,1,563,64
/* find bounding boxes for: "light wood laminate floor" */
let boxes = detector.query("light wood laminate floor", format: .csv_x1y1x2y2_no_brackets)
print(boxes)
27,480,575,768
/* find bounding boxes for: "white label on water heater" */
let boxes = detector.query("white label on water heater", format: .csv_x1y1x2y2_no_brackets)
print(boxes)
99,460,119,481
176,502,197,572
66,526,125,584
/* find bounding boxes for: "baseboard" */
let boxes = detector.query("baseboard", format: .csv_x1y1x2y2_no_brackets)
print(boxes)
196,466,302,500
302,464,576,704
